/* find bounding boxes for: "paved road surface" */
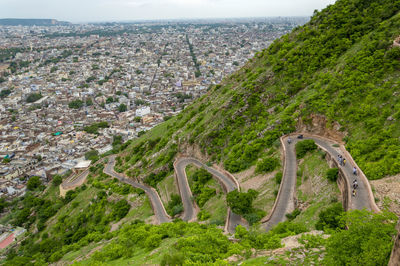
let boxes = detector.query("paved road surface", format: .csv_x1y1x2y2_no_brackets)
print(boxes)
310,137,371,211
175,157,245,232
263,135,374,231
263,137,297,231
104,156,171,224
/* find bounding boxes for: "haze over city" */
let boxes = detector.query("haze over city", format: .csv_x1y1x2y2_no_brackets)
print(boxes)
1,0,336,22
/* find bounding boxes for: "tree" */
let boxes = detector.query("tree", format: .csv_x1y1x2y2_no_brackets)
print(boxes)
118,103,127,113
275,172,283,184
27,176,42,190
326,168,339,182
315,202,344,231
85,149,99,161
68,99,84,109
111,199,130,221
226,189,258,215
0,89,11,98
255,157,279,173
86,99,93,106
0,198,8,213
106,97,115,104
26,93,42,103
295,139,317,158
52,175,62,186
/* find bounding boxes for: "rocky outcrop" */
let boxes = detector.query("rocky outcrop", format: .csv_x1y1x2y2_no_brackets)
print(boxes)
296,114,346,144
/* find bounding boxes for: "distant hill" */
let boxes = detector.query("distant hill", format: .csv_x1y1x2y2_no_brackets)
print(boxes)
0,18,71,26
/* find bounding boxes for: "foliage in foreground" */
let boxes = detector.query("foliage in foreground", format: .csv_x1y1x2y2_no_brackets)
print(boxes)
227,189,266,225
324,210,397,266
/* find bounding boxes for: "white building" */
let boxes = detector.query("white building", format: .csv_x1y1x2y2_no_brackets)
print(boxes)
135,106,150,117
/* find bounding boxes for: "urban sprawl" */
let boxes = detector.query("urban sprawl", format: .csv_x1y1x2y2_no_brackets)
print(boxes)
0,18,307,200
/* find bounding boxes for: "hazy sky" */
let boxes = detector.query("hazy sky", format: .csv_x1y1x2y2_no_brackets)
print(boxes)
0,0,336,22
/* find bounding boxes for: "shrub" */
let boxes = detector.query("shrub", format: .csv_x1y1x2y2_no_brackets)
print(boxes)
315,202,344,231
166,194,183,216
27,176,42,190
275,171,283,184
52,175,62,186
285,208,301,221
326,168,339,182
143,171,167,188
161,252,185,266
26,93,42,103
111,200,131,221
295,139,317,158
255,157,279,173
68,99,84,109
197,210,211,221
324,210,397,265
85,149,99,161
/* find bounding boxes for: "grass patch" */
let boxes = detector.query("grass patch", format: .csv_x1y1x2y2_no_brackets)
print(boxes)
202,193,227,225
157,174,179,207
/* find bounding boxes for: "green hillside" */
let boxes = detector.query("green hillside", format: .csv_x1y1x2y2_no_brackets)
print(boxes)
114,0,400,183
2,0,400,265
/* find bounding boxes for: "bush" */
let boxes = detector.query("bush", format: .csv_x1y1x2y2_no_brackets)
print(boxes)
143,171,167,188
227,190,258,215
324,210,397,265
111,200,131,221
85,149,99,161
27,176,42,190
275,172,283,184
26,93,42,103
52,175,62,186
243,209,266,225
326,168,339,182
68,99,84,109
144,234,162,250
255,157,279,173
315,202,344,231
197,210,211,221
166,194,183,216
118,103,127,112
285,208,301,221
295,140,317,158
161,252,185,266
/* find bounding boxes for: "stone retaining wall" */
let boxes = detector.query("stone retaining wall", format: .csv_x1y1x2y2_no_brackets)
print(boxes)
389,219,400,266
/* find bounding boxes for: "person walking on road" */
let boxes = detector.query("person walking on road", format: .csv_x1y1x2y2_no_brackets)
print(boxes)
338,155,343,166
353,167,357,175
287,137,292,144
343,158,346,166
353,179,358,189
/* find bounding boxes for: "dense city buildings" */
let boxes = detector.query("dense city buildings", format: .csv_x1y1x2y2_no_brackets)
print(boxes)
0,18,307,198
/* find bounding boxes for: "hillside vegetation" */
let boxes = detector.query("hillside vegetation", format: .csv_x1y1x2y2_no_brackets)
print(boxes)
115,0,400,185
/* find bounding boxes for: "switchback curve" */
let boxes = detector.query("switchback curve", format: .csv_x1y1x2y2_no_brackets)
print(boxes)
262,133,379,231
174,157,247,233
60,133,379,234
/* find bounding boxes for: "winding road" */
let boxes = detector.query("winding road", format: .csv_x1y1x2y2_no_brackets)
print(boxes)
262,134,379,231
61,133,379,233
104,156,171,224
174,157,246,232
